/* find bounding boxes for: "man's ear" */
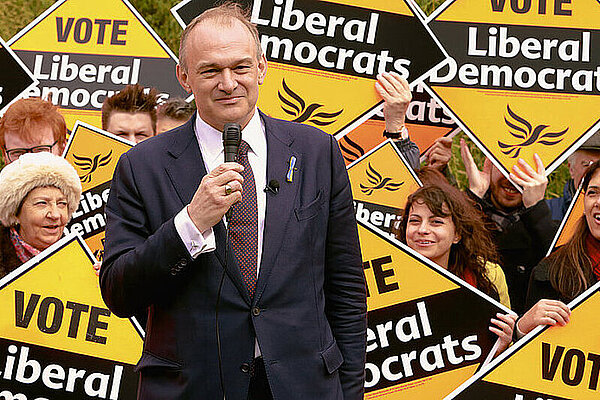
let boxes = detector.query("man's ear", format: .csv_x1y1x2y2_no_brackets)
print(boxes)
257,53,267,85
176,64,191,93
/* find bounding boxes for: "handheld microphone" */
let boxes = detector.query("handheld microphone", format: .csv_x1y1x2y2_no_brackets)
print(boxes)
223,123,242,163
264,179,280,195
218,122,241,400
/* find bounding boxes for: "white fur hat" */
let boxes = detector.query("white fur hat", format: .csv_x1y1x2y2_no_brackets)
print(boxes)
0,153,82,226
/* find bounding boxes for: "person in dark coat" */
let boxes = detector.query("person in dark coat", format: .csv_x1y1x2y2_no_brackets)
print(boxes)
516,160,600,336
460,141,557,314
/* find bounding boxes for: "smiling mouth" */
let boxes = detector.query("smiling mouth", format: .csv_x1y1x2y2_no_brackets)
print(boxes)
414,239,435,245
501,185,519,195
216,96,242,103
593,213,600,223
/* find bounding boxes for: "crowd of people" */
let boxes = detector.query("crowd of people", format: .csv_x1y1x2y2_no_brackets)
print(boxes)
0,2,597,398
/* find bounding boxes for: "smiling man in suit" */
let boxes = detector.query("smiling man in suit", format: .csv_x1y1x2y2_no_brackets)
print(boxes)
100,3,366,399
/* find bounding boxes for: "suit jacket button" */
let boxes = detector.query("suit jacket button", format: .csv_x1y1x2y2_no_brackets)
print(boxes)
251,307,260,316
240,362,250,373
180,259,187,267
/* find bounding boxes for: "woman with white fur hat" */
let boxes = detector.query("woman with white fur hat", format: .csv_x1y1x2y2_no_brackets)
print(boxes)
0,152,82,278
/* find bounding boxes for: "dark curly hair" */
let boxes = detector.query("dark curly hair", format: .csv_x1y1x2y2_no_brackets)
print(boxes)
397,183,501,300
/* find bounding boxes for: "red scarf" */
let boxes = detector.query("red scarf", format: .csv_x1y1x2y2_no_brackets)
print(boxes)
462,268,477,288
9,227,41,264
585,234,600,281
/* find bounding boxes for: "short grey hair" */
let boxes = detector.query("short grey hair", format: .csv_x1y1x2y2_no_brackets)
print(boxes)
178,2,262,71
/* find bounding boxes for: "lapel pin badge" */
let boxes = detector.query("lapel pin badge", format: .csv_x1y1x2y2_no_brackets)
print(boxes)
286,156,297,183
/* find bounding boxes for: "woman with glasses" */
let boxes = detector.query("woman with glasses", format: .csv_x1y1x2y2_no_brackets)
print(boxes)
0,97,67,165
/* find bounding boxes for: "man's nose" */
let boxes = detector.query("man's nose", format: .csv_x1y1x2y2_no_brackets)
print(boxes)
219,69,237,93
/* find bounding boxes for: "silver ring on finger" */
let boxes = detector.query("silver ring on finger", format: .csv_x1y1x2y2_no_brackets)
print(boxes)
225,184,232,196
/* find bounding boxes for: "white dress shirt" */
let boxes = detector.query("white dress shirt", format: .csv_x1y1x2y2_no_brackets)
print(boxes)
174,110,267,280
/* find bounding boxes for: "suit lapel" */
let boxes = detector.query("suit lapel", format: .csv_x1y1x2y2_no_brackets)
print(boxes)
164,116,250,305
255,114,301,302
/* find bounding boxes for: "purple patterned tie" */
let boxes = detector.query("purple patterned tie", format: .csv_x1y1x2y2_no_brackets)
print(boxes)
229,140,258,299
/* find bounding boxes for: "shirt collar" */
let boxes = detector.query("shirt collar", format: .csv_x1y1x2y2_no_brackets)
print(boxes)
194,109,265,167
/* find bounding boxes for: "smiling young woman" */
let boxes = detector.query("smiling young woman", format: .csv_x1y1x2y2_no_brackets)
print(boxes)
517,160,600,336
397,181,516,353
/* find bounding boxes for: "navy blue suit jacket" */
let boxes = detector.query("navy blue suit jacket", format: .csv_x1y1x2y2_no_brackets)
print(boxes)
101,113,367,399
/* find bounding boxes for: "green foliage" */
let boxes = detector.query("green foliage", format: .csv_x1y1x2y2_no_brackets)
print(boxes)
0,0,55,41
129,0,183,56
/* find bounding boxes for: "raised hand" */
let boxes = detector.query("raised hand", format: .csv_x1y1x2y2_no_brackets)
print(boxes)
375,71,412,135
509,154,548,208
460,138,492,199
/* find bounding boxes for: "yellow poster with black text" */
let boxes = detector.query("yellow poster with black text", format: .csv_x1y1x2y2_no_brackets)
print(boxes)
0,234,143,399
63,121,133,262
445,280,600,400
171,0,448,136
347,140,421,236
8,0,188,130
359,221,511,398
426,0,600,180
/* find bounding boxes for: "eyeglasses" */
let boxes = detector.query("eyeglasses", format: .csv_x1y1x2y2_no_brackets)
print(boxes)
4,141,58,162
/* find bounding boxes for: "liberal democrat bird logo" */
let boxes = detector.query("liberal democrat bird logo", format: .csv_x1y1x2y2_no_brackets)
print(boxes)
278,79,343,126
497,105,568,159
72,150,113,183
339,135,365,163
360,163,403,196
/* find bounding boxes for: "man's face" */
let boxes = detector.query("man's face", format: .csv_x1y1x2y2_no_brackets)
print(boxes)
176,19,266,131
489,166,523,212
157,116,185,134
2,124,61,164
569,150,600,186
106,111,155,144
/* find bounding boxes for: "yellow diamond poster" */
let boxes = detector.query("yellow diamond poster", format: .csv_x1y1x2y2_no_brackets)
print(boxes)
8,0,188,130
172,0,448,136
446,280,600,400
359,221,511,398
338,82,460,166
0,234,143,399
426,0,600,180
347,140,422,235
548,186,585,253
63,121,133,262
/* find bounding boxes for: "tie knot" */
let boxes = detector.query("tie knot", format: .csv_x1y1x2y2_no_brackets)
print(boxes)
237,140,250,160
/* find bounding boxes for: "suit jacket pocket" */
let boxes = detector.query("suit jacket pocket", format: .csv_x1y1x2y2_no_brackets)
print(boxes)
134,351,182,372
321,340,344,374
295,189,324,221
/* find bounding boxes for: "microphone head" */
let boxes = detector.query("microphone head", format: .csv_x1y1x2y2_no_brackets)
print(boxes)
223,123,242,144
269,179,280,190
222,123,242,163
